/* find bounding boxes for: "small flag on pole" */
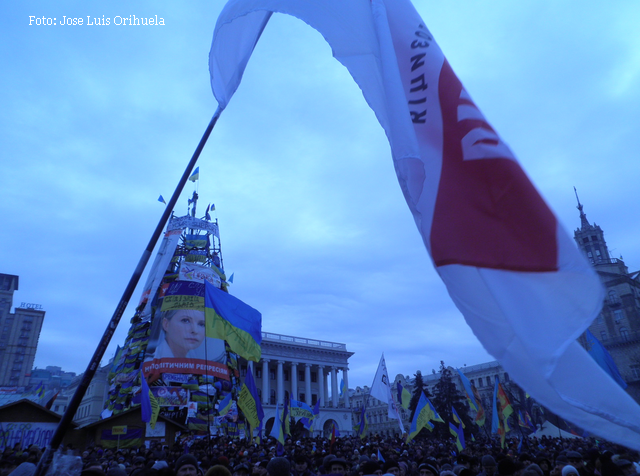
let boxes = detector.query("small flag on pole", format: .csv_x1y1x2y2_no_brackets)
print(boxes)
140,369,159,429
158,195,166,205
188,167,200,182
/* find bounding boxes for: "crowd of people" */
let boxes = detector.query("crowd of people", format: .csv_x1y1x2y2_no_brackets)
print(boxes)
2,433,638,476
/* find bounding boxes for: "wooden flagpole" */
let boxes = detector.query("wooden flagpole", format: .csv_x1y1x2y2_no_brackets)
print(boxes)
34,107,223,476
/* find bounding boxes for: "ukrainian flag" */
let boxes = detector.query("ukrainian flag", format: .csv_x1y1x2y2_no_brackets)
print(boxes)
204,281,262,361
407,392,435,443
189,166,200,182
218,392,233,416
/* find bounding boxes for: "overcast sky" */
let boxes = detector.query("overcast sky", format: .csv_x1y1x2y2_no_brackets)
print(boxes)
2,1,639,389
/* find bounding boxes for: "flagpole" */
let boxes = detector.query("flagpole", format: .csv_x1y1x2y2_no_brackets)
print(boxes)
34,107,223,476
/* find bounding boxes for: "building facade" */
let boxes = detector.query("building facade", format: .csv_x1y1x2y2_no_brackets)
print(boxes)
0,274,45,388
573,198,640,402
350,362,524,437
239,331,354,436
349,374,411,437
52,364,110,427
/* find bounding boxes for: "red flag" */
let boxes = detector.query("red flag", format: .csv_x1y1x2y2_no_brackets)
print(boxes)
45,391,59,410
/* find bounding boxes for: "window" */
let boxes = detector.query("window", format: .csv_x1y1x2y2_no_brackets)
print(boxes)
486,377,491,387
269,369,276,380
311,371,317,383
312,394,318,405
299,370,305,382
299,393,305,402
270,390,276,405
256,368,262,378
478,378,483,388
620,327,629,340
240,365,247,377
284,370,289,382
614,310,624,323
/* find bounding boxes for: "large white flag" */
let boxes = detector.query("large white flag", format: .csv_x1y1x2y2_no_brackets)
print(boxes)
370,354,391,404
209,0,640,447
370,354,405,434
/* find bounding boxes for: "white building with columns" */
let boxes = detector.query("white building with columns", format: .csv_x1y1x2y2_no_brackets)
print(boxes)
239,331,354,437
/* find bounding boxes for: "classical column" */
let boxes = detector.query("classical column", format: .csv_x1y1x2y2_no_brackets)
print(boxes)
305,364,312,406
343,367,350,408
291,362,298,401
277,360,285,406
331,367,339,408
323,371,329,407
262,359,270,405
317,365,325,408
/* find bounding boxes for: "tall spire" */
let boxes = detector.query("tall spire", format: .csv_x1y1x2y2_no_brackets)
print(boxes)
574,186,590,230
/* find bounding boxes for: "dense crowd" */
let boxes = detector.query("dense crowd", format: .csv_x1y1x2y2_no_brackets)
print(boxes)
1,433,638,476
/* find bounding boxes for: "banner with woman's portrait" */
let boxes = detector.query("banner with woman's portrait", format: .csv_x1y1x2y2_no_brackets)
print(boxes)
142,280,230,381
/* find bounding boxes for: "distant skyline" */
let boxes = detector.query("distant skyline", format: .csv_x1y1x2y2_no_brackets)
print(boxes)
2,1,639,389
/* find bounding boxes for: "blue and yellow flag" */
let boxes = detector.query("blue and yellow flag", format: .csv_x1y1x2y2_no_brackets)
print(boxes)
218,392,233,416
407,392,435,443
34,382,45,400
339,378,346,398
397,381,411,410
449,421,465,451
140,370,159,429
456,368,478,411
269,402,284,443
585,329,627,389
425,395,444,423
354,405,368,439
185,234,209,249
452,406,465,429
204,281,262,361
301,399,320,430
290,399,314,420
238,366,263,432
158,195,166,205
188,166,200,182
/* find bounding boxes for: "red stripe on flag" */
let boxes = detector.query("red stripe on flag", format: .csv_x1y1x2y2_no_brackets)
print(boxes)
431,60,557,272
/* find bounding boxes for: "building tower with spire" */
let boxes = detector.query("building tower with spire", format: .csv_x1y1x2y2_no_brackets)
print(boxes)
573,189,640,402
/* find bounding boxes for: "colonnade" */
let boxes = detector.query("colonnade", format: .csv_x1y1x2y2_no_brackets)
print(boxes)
256,359,349,409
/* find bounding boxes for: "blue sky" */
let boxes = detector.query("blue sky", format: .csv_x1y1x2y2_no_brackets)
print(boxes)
2,1,639,389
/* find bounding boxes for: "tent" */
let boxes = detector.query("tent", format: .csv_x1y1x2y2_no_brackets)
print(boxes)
529,421,582,439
